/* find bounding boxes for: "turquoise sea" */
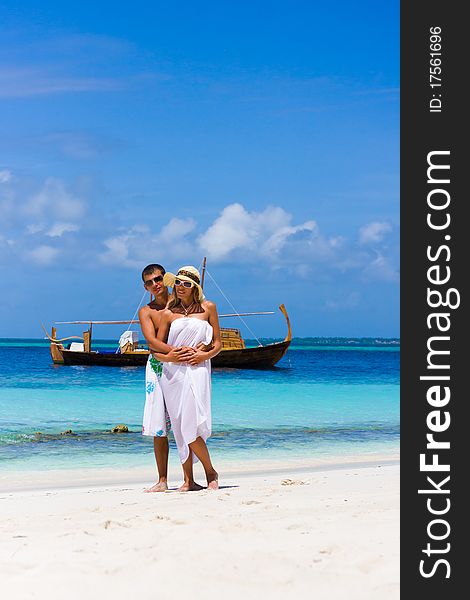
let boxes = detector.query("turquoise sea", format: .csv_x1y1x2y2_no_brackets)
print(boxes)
0,338,399,472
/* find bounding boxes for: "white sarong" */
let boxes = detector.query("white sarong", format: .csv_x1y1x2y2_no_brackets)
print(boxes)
161,317,213,463
142,356,171,437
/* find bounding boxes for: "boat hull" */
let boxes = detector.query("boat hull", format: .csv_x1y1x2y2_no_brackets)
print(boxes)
58,350,149,367
55,341,290,369
211,340,290,368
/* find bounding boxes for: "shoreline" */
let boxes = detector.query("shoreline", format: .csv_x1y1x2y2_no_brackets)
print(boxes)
0,452,399,493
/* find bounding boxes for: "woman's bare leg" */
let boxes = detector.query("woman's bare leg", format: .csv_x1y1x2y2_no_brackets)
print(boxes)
188,437,219,489
178,450,204,492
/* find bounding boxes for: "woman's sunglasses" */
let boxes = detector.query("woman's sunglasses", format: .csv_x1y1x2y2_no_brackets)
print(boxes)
174,278,193,288
144,275,163,287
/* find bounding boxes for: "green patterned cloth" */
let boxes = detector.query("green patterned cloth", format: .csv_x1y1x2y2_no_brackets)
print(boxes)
142,355,170,437
149,356,163,377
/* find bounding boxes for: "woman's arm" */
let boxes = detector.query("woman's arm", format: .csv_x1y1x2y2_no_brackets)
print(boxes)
206,301,222,358
187,301,222,365
153,310,195,363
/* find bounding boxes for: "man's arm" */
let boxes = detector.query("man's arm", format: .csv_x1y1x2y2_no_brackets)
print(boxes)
138,306,173,354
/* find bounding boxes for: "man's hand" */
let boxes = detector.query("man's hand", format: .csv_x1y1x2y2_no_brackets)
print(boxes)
196,342,213,352
186,349,208,366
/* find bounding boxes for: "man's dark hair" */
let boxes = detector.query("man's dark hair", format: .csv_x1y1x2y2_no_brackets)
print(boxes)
142,263,166,281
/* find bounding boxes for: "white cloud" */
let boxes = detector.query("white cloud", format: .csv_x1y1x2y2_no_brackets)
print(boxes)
262,221,317,254
359,222,392,245
0,173,89,264
26,223,44,235
0,169,12,183
197,203,323,263
101,234,133,266
100,218,197,267
0,67,121,98
1,173,399,286
363,252,399,282
197,203,258,260
24,177,85,221
158,217,197,245
27,245,59,265
47,222,80,237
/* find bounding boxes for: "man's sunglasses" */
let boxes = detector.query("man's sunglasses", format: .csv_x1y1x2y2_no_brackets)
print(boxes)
144,275,164,287
174,278,193,288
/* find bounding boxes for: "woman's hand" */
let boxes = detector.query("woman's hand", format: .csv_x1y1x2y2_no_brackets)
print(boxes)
186,349,208,366
161,347,196,362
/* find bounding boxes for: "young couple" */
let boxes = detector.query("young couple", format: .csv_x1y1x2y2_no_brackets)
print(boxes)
138,263,221,492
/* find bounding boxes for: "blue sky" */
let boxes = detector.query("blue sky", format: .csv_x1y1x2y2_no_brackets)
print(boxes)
0,1,399,339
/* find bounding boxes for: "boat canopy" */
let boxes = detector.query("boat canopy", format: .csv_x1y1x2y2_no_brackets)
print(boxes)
119,331,138,348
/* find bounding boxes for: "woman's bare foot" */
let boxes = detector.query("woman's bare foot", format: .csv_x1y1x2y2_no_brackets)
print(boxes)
177,481,205,492
144,481,168,493
206,471,219,490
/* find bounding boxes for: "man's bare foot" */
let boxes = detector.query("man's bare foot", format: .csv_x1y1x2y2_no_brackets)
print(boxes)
207,471,219,490
177,481,205,492
144,481,168,493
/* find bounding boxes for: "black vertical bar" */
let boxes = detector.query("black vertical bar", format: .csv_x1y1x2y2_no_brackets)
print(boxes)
401,2,465,595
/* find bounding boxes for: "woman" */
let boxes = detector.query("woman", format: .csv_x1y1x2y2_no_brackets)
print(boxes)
154,265,221,491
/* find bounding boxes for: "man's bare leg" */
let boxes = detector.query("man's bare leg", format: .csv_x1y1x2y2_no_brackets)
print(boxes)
144,436,169,492
177,450,204,492
188,437,219,490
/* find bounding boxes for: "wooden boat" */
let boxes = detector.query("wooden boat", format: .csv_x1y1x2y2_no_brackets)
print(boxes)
45,304,292,369
45,258,292,369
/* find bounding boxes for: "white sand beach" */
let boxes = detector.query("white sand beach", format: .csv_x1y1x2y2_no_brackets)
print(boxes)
1,458,399,600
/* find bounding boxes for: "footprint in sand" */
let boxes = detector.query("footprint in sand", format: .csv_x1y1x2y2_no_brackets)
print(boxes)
152,516,185,525
281,479,309,486
103,520,131,529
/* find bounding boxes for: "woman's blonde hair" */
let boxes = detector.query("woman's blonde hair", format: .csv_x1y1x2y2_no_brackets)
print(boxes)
167,286,199,311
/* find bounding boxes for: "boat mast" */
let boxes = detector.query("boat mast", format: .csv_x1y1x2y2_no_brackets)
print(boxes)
201,256,207,289
201,257,265,347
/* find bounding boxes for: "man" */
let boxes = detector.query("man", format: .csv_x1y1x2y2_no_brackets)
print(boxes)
138,263,201,492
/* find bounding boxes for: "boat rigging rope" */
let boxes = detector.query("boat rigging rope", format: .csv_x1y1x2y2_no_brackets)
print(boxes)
205,269,264,347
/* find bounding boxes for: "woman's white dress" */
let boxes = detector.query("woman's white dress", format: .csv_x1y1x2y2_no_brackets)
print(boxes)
160,317,213,464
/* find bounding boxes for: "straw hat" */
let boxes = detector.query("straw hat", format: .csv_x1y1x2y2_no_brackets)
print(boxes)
163,266,204,302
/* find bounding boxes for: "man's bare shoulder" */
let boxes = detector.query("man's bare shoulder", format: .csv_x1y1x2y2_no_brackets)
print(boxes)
148,300,170,312
138,305,151,319
139,303,169,325
141,301,166,314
